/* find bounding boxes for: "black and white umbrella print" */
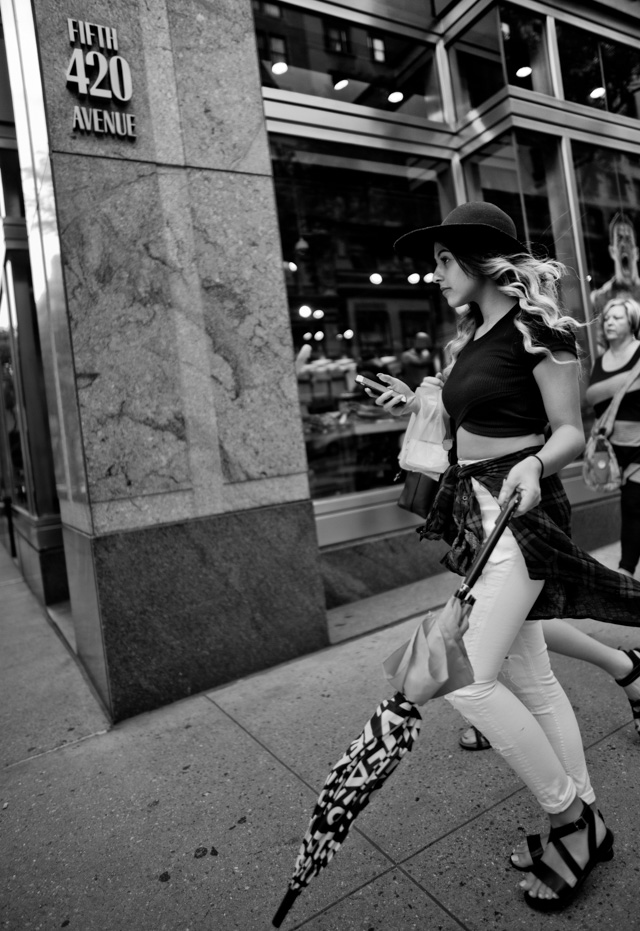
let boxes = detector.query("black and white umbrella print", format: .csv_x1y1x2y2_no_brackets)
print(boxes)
273,493,520,927
272,692,421,927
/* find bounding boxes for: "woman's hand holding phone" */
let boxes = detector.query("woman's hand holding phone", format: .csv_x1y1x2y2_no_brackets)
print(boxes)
370,373,419,416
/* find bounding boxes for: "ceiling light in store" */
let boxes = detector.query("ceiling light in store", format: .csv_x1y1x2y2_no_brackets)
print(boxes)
287,261,298,272
294,237,309,252
369,273,383,285
314,331,324,341
334,78,349,90
303,332,313,340
387,91,404,104
423,273,434,283
516,66,532,78
590,86,606,99
272,61,288,75
313,309,325,319
408,273,420,284
298,305,312,318
343,329,354,339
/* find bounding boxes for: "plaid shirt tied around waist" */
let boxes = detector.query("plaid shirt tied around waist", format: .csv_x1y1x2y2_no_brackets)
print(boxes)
420,447,640,625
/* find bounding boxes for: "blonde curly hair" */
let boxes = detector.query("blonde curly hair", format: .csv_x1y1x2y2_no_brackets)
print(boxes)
602,296,640,339
444,250,580,372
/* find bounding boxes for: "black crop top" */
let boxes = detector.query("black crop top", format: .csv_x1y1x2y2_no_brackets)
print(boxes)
589,344,640,422
442,304,578,437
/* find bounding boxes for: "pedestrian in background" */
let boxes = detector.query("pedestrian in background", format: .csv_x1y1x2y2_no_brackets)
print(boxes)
401,331,439,390
585,296,640,578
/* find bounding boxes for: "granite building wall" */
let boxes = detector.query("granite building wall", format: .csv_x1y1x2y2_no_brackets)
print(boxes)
3,0,328,720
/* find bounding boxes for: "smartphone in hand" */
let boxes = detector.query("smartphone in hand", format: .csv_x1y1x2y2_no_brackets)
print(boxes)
355,374,407,404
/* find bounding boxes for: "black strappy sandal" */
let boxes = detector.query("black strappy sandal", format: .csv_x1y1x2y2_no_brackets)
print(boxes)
510,833,544,872
615,647,640,739
510,809,609,873
524,802,614,912
458,726,491,751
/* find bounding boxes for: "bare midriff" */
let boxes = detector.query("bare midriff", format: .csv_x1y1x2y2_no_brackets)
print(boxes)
456,425,544,461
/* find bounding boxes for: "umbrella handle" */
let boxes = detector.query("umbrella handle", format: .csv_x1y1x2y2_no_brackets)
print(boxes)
456,492,521,599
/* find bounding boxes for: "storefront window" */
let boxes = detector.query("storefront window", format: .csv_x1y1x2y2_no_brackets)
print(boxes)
0,272,28,507
557,21,640,119
464,129,592,427
270,135,454,499
463,133,526,240
499,4,552,96
253,2,443,120
0,149,24,218
449,7,505,120
573,142,640,432
0,258,58,516
573,142,640,321
464,130,581,272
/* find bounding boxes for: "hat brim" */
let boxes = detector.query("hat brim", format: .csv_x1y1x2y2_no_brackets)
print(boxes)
394,223,527,259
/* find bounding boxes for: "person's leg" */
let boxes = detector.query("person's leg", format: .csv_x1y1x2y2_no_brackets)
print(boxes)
446,551,576,813
543,620,640,738
542,619,640,715
503,620,594,805
445,481,577,813
446,481,608,904
504,619,597,872
489,616,638,870
460,612,640,752
619,477,640,575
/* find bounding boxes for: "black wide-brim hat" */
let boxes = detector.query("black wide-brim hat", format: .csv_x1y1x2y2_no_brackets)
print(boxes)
394,201,528,258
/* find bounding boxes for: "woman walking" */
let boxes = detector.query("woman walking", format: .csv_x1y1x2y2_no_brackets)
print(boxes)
369,202,640,912
585,296,640,577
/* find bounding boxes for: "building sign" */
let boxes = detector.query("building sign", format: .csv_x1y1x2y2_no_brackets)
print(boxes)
66,19,136,140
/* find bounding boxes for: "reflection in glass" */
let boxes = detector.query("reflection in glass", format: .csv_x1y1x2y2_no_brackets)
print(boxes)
0,277,27,506
449,7,505,120
0,149,25,218
0,259,59,516
557,21,640,119
573,143,640,433
463,133,526,240
253,2,443,120
573,142,640,319
465,130,598,435
464,129,589,320
271,135,454,498
499,4,552,96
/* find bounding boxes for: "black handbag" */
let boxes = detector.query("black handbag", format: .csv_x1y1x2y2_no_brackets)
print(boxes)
397,471,440,519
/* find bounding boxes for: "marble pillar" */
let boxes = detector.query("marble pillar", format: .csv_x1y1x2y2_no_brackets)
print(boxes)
6,0,327,719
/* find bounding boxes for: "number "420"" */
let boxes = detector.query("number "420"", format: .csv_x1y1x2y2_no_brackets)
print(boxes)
66,48,132,102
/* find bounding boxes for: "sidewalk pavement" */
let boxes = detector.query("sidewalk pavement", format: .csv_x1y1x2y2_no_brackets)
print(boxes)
1,540,639,931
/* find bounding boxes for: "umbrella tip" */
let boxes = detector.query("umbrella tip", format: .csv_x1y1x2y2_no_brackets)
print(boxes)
272,887,301,927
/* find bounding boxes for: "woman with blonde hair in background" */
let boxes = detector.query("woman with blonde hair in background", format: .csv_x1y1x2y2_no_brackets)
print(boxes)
586,296,640,578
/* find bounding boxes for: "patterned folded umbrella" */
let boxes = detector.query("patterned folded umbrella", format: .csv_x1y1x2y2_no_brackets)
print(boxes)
272,494,520,927
272,692,421,927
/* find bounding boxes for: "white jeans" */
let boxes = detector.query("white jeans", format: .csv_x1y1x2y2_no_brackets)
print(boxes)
445,476,594,814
